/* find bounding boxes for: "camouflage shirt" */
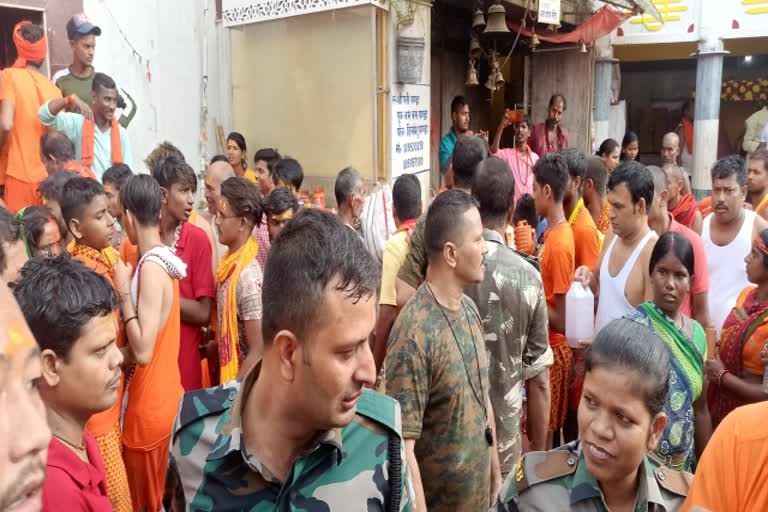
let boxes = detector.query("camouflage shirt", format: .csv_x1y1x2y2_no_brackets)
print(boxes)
493,440,691,511
466,229,552,474
385,283,491,512
396,213,427,290
163,363,413,511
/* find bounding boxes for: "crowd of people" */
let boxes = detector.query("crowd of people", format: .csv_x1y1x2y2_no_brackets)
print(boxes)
2,12,768,512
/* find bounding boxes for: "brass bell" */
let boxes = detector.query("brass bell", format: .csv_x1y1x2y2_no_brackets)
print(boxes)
531,32,540,48
472,9,486,29
485,74,496,91
465,59,479,86
484,3,509,34
494,69,505,88
580,42,588,53
469,36,482,59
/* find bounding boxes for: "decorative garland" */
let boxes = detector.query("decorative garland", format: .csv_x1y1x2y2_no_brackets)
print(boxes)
721,79,768,102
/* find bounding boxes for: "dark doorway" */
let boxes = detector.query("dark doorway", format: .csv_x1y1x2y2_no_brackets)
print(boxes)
0,7,45,69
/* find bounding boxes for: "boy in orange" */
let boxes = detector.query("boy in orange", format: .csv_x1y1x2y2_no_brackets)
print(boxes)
60,177,131,511
114,175,186,511
532,152,575,448
0,22,86,212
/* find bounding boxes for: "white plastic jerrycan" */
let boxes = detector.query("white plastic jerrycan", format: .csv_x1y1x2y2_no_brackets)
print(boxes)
565,281,594,349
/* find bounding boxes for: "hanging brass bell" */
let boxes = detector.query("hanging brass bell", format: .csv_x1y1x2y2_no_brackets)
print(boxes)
465,59,479,86
580,42,588,53
485,74,496,91
484,4,509,34
472,9,486,29
469,36,482,59
494,69,505,88
531,32,540,48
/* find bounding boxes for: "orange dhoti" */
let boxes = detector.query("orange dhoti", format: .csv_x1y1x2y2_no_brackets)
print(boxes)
3,176,41,213
549,342,573,433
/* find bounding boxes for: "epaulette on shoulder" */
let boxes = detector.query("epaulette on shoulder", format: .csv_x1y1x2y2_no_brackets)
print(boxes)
654,465,693,497
172,382,239,439
354,389,402,438
515,449,578,494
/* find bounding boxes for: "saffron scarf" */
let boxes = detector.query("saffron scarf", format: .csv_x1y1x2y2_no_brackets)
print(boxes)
70,242,116,284
756,194,768,216
682,118,694,154
670,193,698,228
12,21,47,68
597,198,611,234
81,117,123,169
215,236,259,383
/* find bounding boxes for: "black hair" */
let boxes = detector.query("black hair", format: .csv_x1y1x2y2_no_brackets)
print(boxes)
60,177,105,227
272,158,304,191
452,134,488,189
549,93,567,111
40,131,75,161
14,255,117,361
262,208,380,342
425,189,479,260
20,24,45,67
92,72,116,94
597,138,620,158
759,228,768,269
608,160,654,208
621,131,639,160
533,152,570,202
474,157,514,225
750,149,768,172
334,167,362,207
153,156,197,193
451,95,468,114
227,132,247,152
586,318,671,417
649,231,695,279
209,154,228,165
120,174,161,226
0,206,22,245
253,148,281,169
392,174,422,222
558,148,587,195
513,194,539,231
102,163,133,189
145,141,185,175
18,206,57,254
585,156,609,196
38,171,79,202
516,112,531,127
220,177,263,227
711,155,747,188
265,186,298,217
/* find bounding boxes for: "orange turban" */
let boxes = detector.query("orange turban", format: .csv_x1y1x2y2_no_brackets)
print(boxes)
12,20,48,68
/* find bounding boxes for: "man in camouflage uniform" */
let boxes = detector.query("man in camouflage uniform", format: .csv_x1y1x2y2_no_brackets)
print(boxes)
163,209,412,511
467,157,553,476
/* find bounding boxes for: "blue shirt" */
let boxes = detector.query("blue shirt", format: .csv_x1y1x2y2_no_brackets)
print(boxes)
439,128,458,169
38,103,132,182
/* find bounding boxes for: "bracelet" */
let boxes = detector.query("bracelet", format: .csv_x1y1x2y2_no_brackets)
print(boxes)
717,368,729,386
124,315,138,327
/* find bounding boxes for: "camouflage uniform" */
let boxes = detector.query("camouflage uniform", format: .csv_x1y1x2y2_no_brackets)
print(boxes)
493,440,691,511
163,363,413,511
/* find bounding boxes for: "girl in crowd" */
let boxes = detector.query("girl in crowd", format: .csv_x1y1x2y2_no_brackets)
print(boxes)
494,318,691,511
597,138,621,173
707,228,768,428
629,232,711,471
17,206,62,258
225,132,257,183
621,131,640,161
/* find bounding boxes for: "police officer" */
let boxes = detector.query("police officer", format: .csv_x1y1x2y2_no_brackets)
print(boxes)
494,319,691,511
163,209,412,511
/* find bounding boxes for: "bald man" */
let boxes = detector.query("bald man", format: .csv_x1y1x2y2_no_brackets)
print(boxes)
0,276,51,511
664,163,703,234
661,132,692,196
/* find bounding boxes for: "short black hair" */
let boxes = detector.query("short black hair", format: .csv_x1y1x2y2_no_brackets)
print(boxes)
711,155,747,187
18,206,57,254
220,177,263,227
153,156,197,193
253,148,281,169
40,131,75,161
474,157,514,224
272,158,304,190
392,174,422,221
334,167,362,206
608,160,654,207
61,177,105,227
750,149,768,172
425,189,479,260
262,208,379,342
120,174,161,226
533,152,570,202
586,318,670,417
549,93,567,111
92,72,116,94
265,186,298,216
597,138,620,158
227,132,246,152
20,24,45,67
585,156,608,196
14,255,117,361
558,148,587,194
452,134,488,189
209,154,228,165
38,171,79,202
760,228,768,268
451,95,467,114
145,141,185,175
513,193,539,231
102,163,133,189
0,206,22,245
649,231,694,279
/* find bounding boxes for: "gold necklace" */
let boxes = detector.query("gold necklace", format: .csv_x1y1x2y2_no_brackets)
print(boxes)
53,433,85,451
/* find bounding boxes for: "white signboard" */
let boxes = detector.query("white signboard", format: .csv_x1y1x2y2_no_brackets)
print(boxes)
390,84,430,181
539,0,562,25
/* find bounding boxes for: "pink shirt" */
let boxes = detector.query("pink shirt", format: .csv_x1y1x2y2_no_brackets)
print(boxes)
528,123,569,157
492,147,540,201
669,214,710,317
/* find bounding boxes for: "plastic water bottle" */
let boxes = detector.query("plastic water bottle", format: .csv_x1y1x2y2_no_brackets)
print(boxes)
565,281,595,349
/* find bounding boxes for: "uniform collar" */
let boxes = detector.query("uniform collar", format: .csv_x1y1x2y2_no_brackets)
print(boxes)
205,362,344,467
483,228,505,246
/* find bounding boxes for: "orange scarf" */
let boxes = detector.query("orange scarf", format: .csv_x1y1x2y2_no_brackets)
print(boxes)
69,242,117,285
682,118,694,154
670,193,697,228
12,21,47,68
81,117,123,169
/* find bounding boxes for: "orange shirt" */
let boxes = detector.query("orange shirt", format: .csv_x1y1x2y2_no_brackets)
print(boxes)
119,237,139,269
0,68,62,184
683,401,768,512
539,221,575,346
570,200,601,270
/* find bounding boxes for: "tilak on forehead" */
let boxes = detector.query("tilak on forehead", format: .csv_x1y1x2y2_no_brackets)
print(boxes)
272,209,294,222
5,319,36,356
219,199,228,212
104,184,113,194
